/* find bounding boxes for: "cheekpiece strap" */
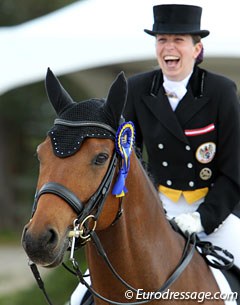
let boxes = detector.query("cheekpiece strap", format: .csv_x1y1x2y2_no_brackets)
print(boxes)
112,121,135,197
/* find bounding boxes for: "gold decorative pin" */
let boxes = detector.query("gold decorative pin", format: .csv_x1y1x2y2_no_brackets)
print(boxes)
200,168,212,180
165,92,178,98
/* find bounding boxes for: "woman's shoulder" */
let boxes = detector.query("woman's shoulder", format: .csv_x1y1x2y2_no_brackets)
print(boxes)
198,67,239,105
202,67,236,87
128,69,160,85
127,69,162,96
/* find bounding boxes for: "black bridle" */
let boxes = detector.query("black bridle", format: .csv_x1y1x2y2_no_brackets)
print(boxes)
32,119,119,225
30,118,227,305
32,152,118,224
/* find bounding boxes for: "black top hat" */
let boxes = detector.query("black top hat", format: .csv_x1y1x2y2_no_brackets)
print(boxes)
144,4,209,38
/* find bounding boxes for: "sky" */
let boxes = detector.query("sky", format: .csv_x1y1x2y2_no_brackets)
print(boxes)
1,0,240,95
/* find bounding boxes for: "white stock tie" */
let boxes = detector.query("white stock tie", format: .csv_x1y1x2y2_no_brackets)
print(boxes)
163,81,187,111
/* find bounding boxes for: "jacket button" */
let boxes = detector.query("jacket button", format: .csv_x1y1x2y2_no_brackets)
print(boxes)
166,180,172,186
162,161,168,167
187,163,193,168
185,145,191,151
158,143,164,149
189,181,194,187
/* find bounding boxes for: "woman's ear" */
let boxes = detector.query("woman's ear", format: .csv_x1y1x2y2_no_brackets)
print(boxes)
194,42,203,59
194,42,204,64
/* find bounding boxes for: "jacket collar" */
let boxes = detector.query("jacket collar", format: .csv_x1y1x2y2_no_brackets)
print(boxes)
149,66,206,99
142,66,210,143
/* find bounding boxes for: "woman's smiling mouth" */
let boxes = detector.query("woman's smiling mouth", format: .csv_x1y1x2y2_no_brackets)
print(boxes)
164,55,180,68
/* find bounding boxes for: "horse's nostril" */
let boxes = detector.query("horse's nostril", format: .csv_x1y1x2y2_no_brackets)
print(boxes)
22,226,62,266
47,228,58,246
23,226,59,252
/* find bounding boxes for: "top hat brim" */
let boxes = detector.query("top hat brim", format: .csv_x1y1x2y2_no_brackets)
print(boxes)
144,28,210,38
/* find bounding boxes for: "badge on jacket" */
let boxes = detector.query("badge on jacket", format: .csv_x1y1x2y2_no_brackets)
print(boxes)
199,168,212,180
196,142,216,164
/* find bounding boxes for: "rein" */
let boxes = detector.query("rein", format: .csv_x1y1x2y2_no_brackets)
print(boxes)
29,231,197,305
28,118,233,305
29,227,234,305
28,118,235,305
75,231,197,305
29,226,234,305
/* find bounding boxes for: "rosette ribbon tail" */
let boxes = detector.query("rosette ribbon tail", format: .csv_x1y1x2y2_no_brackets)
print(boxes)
112,121,135,197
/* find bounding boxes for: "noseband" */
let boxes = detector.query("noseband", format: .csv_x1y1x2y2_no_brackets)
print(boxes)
32,119,119,228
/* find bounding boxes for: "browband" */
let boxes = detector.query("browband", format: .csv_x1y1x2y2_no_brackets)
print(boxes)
54,119,116,135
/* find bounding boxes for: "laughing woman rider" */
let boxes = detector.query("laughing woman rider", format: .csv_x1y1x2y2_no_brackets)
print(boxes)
124,4,240,268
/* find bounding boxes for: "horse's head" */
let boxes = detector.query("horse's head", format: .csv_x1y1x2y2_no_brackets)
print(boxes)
22,68,131,267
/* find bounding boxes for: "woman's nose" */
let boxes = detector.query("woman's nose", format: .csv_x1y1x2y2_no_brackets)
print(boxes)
165,41,175,49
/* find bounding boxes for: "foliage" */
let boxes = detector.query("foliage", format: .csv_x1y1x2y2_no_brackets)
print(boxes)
0,229,21,244
0,0,79,26
0,80,53,229
0,249,86,305
0,0,84,232
0,73,89,231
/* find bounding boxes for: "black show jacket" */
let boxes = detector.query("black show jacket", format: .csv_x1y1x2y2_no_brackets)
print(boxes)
124,66,240,234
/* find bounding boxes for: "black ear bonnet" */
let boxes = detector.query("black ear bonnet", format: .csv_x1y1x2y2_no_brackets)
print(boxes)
48,99,116,157
45,68,127,158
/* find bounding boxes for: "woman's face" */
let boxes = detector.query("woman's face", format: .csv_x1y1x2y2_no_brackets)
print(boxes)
155,34,202,81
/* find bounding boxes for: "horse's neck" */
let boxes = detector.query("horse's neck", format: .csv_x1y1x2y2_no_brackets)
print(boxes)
87,153,184,291
86,153,222,304
120,154,183,263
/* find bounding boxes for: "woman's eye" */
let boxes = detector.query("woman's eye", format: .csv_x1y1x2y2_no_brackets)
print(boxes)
94,153,109,165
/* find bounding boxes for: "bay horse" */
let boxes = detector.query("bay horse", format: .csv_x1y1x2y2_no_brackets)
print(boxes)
22,69,233,305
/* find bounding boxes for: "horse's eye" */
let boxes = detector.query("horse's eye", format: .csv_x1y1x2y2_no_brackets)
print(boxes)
94,153,109,165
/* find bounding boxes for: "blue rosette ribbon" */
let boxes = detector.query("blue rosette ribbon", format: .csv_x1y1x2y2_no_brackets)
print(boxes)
112,121,135,197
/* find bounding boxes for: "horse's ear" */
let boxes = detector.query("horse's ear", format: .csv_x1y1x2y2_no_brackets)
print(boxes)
45,68,75,116
104,71,128,126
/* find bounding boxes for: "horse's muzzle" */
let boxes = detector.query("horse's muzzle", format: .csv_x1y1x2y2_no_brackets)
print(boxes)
21,222,68,267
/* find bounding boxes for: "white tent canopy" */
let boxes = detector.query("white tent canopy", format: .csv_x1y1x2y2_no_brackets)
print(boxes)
1,0,240,95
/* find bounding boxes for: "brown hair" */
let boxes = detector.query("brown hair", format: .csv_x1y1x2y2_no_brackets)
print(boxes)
192,35,203,65
191,35,201,44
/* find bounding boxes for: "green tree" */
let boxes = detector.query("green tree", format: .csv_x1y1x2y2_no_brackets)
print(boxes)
0,0,81,231
0,0,78,26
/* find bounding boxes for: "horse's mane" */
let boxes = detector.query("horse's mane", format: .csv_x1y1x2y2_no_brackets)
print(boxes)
134,146,157,189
